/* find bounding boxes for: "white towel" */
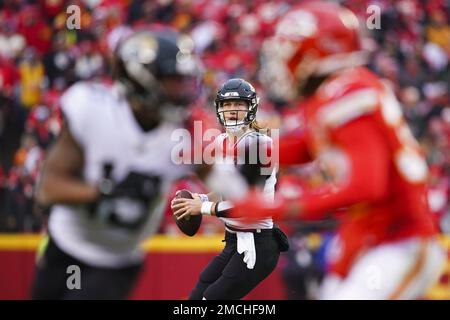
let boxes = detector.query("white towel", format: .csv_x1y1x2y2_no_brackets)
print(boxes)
236,232,256,269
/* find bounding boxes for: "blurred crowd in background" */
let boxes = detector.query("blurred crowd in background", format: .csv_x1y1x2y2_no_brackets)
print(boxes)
0,0,449,300
0,0,448,238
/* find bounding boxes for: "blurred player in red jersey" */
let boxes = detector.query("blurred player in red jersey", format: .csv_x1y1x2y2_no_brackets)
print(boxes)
231,1,445,299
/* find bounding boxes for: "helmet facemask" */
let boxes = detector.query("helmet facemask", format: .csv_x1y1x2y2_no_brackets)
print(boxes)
216,97,258,134
260,37,320,101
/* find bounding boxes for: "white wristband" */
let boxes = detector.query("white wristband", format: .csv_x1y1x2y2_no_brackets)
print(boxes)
198,194,209,202
201,201,214,215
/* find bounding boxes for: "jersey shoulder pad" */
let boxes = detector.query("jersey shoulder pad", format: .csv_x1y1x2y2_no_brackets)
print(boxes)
239,130,273,145
60,81,111,145
316,67,383,128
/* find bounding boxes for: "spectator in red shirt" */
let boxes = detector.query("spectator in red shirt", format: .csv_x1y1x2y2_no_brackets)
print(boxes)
17,5,51,56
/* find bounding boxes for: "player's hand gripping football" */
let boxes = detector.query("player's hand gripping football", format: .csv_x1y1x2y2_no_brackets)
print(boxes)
171,190,203,220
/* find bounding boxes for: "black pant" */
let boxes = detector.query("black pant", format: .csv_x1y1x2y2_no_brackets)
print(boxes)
189,229,280,300
31,236,142,300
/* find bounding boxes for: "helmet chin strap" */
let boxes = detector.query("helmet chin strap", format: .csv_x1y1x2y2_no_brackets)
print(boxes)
225,124,249,136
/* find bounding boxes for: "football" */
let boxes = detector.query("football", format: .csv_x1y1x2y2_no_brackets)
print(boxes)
173,189,202,237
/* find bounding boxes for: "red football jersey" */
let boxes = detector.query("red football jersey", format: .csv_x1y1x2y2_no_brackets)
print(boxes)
277,67,437,276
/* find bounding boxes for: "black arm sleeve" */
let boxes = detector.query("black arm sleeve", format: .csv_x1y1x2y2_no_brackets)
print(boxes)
214,201,233,218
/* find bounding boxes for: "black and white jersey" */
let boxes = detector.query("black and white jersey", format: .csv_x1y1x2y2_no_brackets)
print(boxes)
48,81,190,268
208,131,277,230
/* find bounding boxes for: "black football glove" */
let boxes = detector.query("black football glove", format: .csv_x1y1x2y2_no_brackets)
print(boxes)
94,171,161,230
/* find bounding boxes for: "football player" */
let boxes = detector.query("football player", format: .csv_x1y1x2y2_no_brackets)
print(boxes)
31,28,202,299
231,2,445,299
171,79,287,300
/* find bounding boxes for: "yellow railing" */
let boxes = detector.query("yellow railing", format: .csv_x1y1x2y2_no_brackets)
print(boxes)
0,233,225,252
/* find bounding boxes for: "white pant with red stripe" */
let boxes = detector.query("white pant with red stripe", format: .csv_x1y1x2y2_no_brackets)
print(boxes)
319,237,446,300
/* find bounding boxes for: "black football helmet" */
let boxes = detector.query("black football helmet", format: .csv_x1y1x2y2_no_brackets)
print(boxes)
214,78,259,128
113,28,200,109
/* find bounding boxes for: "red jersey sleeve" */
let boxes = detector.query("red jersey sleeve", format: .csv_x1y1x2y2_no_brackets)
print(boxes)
298,116,390,220
229,116,391,221
277,130,311,166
